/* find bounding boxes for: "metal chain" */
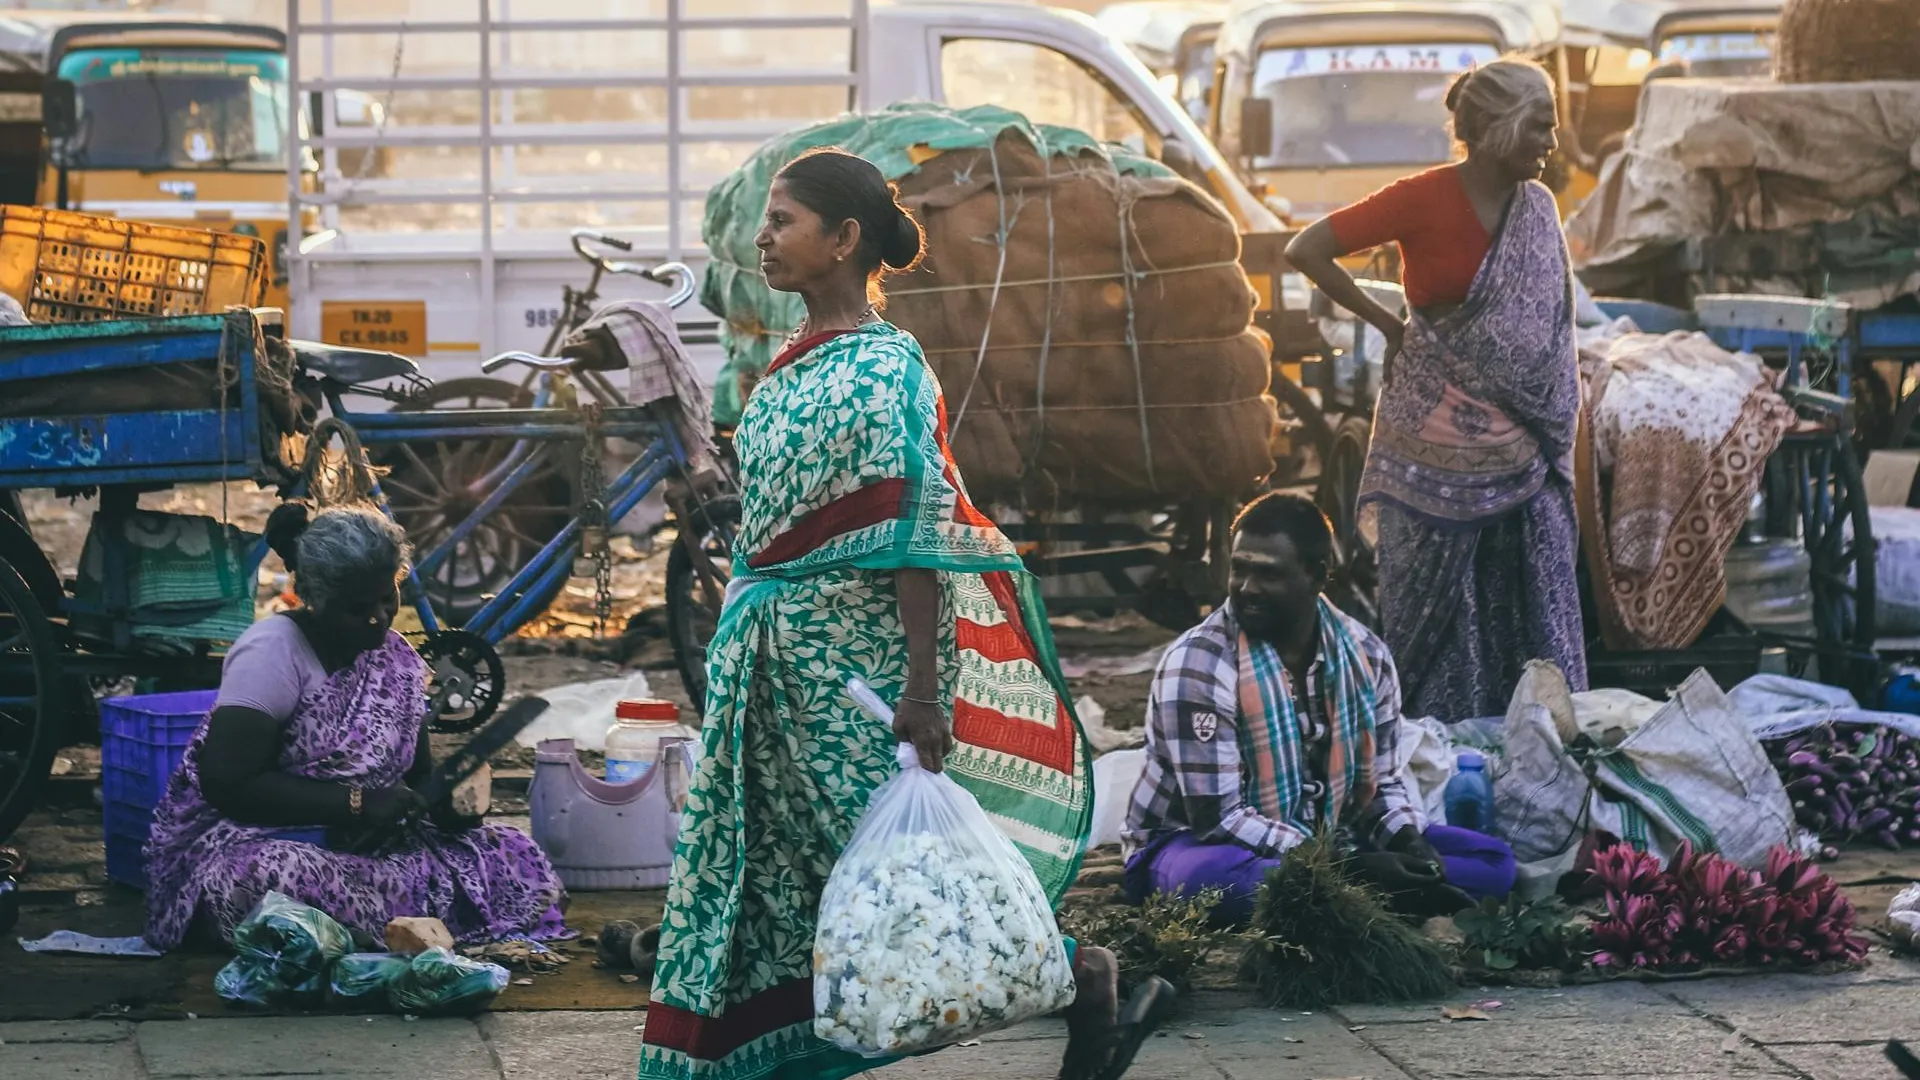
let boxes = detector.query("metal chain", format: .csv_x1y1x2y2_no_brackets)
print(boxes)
576,401,613,635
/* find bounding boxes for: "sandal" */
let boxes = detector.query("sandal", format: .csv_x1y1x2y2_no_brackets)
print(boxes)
1092,976,1178,1080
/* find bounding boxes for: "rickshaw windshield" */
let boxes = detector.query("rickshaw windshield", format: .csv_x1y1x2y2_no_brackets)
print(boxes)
1249,42,1498,169
1656,31,1775,77
56,48,289,171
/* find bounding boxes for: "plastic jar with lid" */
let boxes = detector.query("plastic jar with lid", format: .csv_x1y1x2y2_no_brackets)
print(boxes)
605,699,685,784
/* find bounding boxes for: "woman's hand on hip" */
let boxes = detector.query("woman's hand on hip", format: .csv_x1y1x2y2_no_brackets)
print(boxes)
1381,320,1406,387
893,697,954,773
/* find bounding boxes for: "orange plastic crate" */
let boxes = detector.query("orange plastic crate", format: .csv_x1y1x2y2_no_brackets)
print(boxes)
0,206,268,323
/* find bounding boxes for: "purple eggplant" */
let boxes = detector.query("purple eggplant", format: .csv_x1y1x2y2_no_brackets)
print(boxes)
1873,828,1903,850
1785,774,1825,795
1860,807,1896,832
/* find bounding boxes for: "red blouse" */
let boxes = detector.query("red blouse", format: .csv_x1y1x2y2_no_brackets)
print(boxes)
1325,165,1491,308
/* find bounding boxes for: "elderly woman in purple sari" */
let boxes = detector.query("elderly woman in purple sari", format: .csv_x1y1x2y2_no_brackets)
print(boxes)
143,506,565,949
1285,58,1586,722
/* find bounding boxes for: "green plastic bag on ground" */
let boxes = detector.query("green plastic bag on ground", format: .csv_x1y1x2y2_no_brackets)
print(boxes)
214,891,353,1007
387,947,510,1016
330,952,411,1006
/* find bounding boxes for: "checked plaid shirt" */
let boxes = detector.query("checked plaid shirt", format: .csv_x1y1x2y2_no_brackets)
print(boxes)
1121,599,1426,860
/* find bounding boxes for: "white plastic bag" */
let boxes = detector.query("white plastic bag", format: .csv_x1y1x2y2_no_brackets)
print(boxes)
812,737,1075,1057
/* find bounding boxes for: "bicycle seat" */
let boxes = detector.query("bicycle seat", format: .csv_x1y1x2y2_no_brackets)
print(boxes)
287,340,423,385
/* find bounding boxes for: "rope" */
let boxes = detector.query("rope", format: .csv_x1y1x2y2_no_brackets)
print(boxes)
887,259,1244,297
976,391,1273,414
299,416,387,510
1113,181,1156,488
703,253,1245,301
950,138,1015,435
918,331,1250,355
1031,132,1058,473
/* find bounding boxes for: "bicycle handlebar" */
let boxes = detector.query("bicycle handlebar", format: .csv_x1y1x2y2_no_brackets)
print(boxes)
481,350,574,375
568,230,698,309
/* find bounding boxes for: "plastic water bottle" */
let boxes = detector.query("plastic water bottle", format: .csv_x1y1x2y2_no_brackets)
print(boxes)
1443,751,1495,832
604,699,686,784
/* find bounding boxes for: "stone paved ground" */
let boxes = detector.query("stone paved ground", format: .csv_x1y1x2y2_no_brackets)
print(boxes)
9,963,1920,1080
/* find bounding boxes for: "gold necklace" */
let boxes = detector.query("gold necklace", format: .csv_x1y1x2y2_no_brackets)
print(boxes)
789,304,877,343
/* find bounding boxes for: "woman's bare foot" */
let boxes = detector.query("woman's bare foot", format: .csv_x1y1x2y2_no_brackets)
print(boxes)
1058,945,1120,1080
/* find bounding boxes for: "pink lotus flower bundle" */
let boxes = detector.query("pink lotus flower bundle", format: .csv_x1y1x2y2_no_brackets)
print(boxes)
1586,842,1866,972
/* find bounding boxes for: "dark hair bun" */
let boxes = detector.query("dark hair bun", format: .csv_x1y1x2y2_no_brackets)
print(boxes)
882,203,925,270
1445,68,1473,112
264,502,310,571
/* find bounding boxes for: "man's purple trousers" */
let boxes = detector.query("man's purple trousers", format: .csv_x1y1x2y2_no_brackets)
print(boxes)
1123,825,1517,925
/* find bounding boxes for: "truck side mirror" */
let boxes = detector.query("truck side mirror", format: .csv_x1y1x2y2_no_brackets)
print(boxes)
41,79,76,140
1239,97,1273,160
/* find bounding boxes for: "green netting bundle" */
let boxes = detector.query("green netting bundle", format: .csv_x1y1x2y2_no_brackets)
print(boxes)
701,102,1277,505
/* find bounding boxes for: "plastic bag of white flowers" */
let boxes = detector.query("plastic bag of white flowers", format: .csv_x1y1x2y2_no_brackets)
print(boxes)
813,740,1076,1057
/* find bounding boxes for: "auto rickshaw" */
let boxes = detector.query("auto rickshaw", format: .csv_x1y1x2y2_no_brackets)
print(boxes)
1648,1,1782,79
1208,0,1664,230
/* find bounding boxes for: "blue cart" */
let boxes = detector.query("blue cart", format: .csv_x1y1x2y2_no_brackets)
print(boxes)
0,308,734,841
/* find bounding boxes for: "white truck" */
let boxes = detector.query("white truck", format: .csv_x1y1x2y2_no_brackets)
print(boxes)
284,0,1287,387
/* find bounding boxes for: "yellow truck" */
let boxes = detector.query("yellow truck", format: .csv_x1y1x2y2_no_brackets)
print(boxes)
0,11,295,308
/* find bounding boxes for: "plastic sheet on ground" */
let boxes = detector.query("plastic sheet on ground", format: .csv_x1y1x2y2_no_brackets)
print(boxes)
1731,673,1920,742
17,931,162,958
514,672,656,750
1090,747,1146,850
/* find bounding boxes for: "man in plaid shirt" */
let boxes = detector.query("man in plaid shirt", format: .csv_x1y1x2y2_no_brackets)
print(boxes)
1121,493,1516,924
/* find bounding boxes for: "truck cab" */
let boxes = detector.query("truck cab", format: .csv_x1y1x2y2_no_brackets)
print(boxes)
0,12,296,305
867,0,1278,235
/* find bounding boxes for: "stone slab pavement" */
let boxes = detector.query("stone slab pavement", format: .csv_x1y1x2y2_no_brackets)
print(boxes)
6,968,1920,1080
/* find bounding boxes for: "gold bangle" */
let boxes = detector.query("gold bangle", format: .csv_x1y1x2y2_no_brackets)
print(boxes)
347,786,364,817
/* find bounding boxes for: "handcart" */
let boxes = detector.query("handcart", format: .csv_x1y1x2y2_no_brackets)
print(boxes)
1583,294,1881,700
0,305,734,841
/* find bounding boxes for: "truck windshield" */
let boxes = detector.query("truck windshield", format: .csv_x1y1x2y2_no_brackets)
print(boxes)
1177,38,1217,124
1656,32,1774,77
56,48,288,171
1249,43,1498,169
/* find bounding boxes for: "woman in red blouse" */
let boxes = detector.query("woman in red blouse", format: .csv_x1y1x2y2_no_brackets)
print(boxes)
1283,59,1587,722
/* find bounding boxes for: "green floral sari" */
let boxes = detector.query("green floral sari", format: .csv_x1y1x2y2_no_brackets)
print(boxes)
637,324,1093,1080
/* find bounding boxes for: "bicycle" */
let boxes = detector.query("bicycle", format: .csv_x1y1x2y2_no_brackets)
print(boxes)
370,231,699,625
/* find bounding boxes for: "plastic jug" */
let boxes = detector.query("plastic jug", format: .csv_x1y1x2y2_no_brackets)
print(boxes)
605,699,689,783
1443,751,1496,832
530,737,682,890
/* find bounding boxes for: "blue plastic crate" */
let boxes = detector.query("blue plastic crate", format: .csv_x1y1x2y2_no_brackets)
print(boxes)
100,690,216,889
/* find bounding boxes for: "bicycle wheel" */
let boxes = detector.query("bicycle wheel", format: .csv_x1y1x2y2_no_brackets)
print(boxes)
666,496,739,709
375,378,573,624
0,557,65,841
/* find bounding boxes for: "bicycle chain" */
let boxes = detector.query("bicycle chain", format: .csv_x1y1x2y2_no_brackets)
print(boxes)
576,401,614,635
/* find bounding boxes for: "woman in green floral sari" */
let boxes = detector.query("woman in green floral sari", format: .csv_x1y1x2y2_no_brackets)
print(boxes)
637,150,1173,1080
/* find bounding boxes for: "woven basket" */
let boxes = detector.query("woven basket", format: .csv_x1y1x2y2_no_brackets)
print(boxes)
1776,0,1920,82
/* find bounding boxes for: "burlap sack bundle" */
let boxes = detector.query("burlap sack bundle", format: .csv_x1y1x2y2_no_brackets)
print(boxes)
885,134,1277,506
1776,0,1920,83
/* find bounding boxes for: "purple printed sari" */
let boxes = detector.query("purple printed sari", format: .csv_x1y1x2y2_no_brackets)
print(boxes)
143,631,566,950
1358,181,1588,721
